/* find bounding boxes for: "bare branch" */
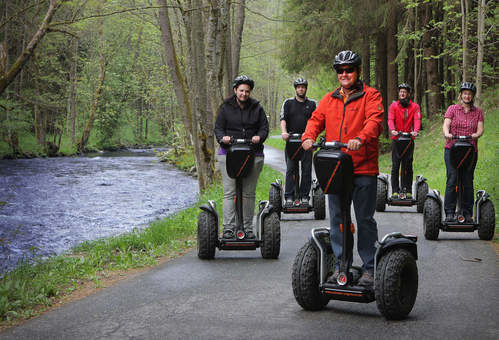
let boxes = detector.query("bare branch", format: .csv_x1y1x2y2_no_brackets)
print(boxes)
0,0,47,31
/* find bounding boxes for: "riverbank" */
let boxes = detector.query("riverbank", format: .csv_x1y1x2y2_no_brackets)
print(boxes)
0,150,283,328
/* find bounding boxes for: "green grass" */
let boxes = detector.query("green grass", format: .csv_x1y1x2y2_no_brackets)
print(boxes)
0,163,282,325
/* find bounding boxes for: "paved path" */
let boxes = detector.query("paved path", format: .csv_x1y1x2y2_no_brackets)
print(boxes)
1,146,498,339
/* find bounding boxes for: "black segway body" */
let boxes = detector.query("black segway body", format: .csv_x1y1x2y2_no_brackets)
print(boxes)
268,133,325,219
376,133,428,212
292,141,419,320
423,136,495,240
197,139,280,259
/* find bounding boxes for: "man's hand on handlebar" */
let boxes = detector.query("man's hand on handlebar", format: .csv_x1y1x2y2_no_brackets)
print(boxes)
444,133,453,140
471,133,480,140
411,131,418,137
302,138,314,151
391,130,398,136
281,132,290,141
251,135,261,144
347,138,362,151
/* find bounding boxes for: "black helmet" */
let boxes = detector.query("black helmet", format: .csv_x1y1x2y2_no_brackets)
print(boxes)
293,77,308,88
398,83,412,93
233,75,254,90
333,50,361,70
459,82,476,93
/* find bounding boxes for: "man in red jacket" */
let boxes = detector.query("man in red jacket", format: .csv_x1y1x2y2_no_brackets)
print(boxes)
302,50,384,287
388,83,421,199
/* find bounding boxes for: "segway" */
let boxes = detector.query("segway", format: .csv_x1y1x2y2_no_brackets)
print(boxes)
423,136,495,240
269,133,326,220
197,138,280,259
376,132,428,213
292,140,419,320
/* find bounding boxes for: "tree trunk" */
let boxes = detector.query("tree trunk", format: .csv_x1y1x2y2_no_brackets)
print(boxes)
475,0,485,107
361,34,370,85
422,2,442,118
375,30,388,137
231,0,245,77
223,0,233,97
460,0,469,81
70,38,78,145
0,0,64,96
77,17,106,153
386,3,398,105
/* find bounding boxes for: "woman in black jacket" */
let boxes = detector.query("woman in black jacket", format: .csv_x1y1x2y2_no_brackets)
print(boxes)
214,75,269,239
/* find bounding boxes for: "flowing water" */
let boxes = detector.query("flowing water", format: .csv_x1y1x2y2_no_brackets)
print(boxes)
0,149,199,273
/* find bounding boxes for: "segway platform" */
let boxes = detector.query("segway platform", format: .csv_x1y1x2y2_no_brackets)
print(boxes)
218,238,260,250
322,283,375,303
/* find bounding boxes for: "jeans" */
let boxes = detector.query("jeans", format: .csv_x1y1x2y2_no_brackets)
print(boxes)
328,175,378,273
218,155,264,232
444,148,477,217
284,150,312,200
390,140,414,193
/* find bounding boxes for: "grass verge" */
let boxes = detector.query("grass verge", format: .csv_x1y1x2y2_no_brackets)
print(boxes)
0,160,282,328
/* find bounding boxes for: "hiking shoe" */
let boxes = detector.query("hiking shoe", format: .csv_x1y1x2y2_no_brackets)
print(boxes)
406,193,413,199
444,214,456,223
285,198,294,207
464,215,473,223
301,197,309,205
391,192,399,199
358,271,374,287
327,269,340,284
222,229,234,239
245,230,256,239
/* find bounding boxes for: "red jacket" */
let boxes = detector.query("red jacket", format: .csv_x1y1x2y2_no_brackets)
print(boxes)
302,82,384,176
388,100,421,140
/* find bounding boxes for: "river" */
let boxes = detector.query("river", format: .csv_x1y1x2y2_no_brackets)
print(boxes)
0,149,199,273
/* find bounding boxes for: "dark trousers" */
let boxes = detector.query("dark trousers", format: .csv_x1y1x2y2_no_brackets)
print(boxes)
391,140,415,193
284,150,312,200
444,148,477,217
328,175,378,272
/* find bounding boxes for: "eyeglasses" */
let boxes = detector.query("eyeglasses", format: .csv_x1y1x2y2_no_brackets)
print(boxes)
336,67,356,74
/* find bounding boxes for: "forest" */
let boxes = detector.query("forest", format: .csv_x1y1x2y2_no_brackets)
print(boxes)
0,0,496,192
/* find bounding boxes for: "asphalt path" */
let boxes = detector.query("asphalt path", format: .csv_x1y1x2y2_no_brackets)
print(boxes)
2,146,498,339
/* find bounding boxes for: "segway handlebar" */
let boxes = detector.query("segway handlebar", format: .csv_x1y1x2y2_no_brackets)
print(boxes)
229,137,254,145
312,139,348,150
452,135,472,141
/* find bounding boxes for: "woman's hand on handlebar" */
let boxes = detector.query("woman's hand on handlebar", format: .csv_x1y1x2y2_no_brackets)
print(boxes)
347,138,361,151
251,135,261,144
222,136,231,144
411,131,418,137
302,138,314,151
444,133,453,140
281,132,289,141
391,130,398,136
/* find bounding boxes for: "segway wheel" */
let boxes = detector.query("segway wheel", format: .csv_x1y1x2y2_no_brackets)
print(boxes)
375,249,418,320
261,212,280,259
478,200,495,240
312,187,326,220
423,198,440,240
269,185,282,220
292,241,330,310
416,182,429,213
197,211,218,259
376,178,387,212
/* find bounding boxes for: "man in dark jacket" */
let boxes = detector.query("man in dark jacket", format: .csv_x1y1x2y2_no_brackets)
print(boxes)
214,75,269,239
280,78,317,207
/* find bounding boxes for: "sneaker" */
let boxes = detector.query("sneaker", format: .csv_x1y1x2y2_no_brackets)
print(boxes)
301,197,309,205
444,214,456,223
222,229,234,239
406,193,413,199
327,269,340,284
391,192,399,199
285,198,294,207
245,230,256,239
358,271,374,287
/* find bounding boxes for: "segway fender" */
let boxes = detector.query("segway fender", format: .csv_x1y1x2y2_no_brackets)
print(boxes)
256,200,275,237
426,189,442,207
199,200,219,226
377,174,389,185
375,237,418,263
416,174,427,184
474,190,491,221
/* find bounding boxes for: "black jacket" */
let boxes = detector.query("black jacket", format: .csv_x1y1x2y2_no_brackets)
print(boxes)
214,95,269,152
